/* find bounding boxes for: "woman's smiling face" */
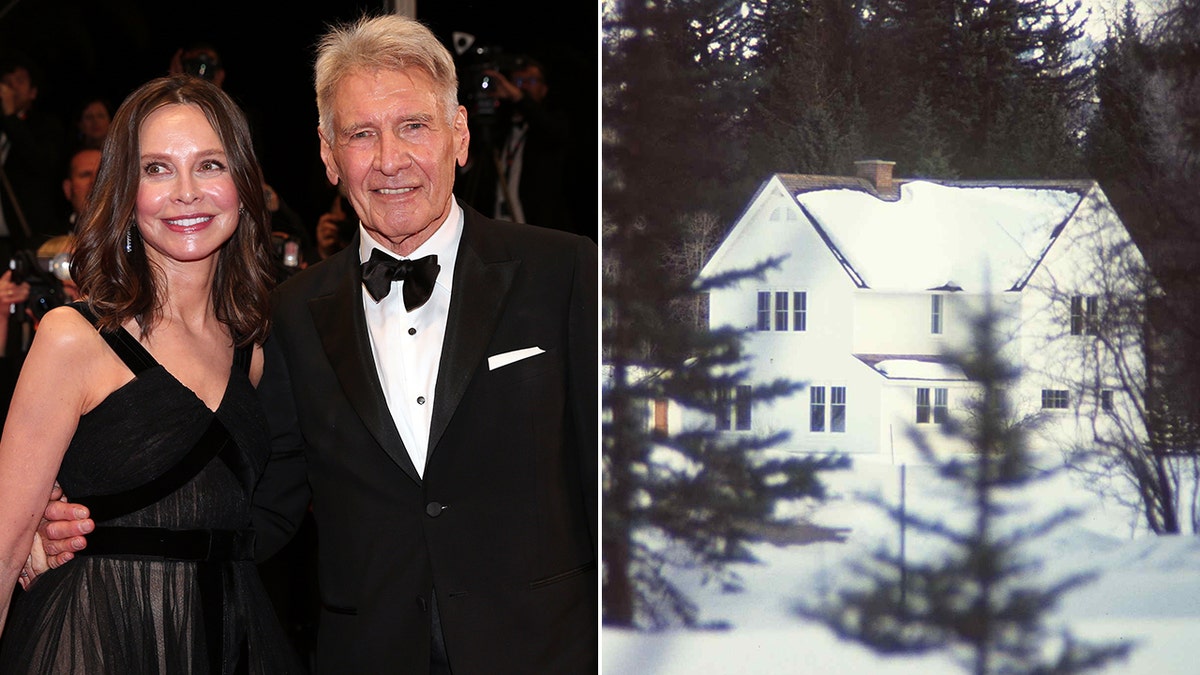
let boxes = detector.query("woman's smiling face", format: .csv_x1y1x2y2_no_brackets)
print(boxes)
135,103,240,266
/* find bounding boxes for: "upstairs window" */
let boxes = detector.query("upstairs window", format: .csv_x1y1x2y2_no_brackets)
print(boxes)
775,291,789,330
1100,389,1114,412
769,206,800,221
931,295,944,335
757,290,809,332
793,291,808,331
1070,295,1099,336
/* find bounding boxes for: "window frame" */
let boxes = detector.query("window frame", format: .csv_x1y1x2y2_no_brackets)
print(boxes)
715,385,753,431
1041,389,1070,410
809,384,846,433
916,387,950,424
757,291,771,331
793,291,807,332
756,290,809,332
810,385,826,432
774,291,789,331
1070,295,1099,336
1100,389,1114,412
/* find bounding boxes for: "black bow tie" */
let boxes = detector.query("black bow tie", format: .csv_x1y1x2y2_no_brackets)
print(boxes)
360,249,441,310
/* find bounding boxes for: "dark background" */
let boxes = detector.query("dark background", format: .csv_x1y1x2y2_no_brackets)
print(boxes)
0,0,597,239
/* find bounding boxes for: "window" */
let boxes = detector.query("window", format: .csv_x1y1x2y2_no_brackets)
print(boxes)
1100,389,1114,412
810,385,847,433
1070,295,1099,336
734,385,752,430
830,386,846,432
931,295,944,335
769,206,800,221
716,385,752,431
793,292,807,331
934,388,949,423
1041,389,1070,409
775,291,789,331
757,290,808,332
916,387,949,424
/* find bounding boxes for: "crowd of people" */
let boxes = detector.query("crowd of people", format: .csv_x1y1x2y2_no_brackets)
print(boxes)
0,11,596,675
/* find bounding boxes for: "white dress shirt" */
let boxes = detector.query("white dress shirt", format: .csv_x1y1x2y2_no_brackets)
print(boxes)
360,201,463,477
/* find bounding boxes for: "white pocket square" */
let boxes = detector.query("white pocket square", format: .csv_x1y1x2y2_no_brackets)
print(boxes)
488,346,545,371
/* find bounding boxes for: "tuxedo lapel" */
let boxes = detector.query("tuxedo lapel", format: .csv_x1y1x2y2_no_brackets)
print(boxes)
308,249,422,484
429,212,518,458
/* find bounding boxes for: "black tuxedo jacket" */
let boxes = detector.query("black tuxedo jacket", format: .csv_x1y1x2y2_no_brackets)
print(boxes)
253,203,597,674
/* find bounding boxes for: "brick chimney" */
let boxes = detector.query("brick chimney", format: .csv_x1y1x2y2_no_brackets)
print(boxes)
854,159,896,193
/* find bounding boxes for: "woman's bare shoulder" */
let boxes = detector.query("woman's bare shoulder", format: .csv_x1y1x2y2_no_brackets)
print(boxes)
30,305,102,351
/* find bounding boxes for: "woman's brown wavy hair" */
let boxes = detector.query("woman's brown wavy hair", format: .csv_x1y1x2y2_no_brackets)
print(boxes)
71,74,273,347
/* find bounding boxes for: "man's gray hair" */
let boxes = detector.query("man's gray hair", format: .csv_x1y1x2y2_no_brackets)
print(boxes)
314,13,460,141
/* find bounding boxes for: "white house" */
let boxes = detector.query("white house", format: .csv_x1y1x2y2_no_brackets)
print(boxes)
695,160,1148,465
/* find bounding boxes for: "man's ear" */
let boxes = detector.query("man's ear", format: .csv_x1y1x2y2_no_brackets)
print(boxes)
319,129,340,185
454,106,470,168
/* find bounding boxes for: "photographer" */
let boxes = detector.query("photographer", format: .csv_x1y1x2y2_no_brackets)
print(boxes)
455,52,574,234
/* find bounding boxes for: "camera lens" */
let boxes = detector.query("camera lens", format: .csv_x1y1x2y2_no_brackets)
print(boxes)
182,55,218,81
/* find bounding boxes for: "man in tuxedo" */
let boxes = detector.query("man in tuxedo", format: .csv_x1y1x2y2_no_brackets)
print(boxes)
34,12,597,675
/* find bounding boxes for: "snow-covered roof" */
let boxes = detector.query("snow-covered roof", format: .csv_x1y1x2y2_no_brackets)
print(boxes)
787,178,1092,292
855,354,968,381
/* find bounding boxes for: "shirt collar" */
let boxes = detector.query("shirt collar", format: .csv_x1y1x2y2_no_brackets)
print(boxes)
358,199,463,291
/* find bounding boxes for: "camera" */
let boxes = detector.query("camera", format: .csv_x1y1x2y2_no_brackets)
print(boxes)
8,249,66,321
181,53,220,81
456,44,520,119
270,232,303,282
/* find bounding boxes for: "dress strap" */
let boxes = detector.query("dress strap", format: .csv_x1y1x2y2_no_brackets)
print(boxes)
66,301,158,374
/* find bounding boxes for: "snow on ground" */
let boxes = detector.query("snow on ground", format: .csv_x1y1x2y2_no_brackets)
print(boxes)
603,458,1200,674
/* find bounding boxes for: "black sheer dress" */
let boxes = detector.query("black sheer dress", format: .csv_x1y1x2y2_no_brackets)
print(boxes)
0,303,305,674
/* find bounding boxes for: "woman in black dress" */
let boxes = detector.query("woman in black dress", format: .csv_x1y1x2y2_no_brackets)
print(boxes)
0,75,303,674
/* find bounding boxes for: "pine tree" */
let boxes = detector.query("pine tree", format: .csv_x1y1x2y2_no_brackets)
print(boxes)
798,303,1133,674
603,0,847,628
865,0,1092,178
740,0,869,178
895,87,958,178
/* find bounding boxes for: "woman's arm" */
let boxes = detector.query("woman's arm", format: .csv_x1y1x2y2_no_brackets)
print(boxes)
0,308,106,636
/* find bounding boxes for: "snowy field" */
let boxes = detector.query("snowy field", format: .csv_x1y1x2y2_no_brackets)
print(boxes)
603,458,1200,674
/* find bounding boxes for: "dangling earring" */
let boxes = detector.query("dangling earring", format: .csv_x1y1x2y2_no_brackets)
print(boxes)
126,226,133,253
